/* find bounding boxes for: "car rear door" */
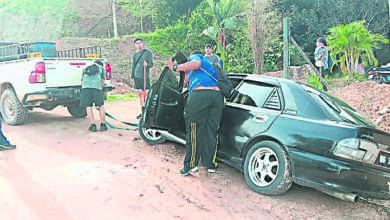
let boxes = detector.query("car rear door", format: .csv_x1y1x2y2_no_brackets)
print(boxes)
219,80,284,160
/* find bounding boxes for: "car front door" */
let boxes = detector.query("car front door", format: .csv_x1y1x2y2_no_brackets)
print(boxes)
152,68,186,133
219,80,284,162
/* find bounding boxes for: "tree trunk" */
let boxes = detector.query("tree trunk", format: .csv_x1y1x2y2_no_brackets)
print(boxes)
139,0,144,32
112,0,118,38
249,0,267,74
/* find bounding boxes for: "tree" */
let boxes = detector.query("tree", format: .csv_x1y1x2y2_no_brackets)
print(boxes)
204,0,248,50
327,20,388,74
274,0,390,64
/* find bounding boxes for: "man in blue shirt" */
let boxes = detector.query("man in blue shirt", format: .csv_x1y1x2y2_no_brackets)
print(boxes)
165,51,224,176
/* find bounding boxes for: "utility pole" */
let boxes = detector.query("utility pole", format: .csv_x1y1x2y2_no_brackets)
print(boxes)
283,17,289,79
112,0,118,38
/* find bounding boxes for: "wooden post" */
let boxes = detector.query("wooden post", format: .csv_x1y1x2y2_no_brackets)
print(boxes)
112,0,118,38
290,36,329,91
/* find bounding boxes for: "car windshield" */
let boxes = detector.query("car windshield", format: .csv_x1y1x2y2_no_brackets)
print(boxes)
301,84,374,127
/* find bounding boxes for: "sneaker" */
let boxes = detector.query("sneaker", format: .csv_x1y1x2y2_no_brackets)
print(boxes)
88,124,97,132
207,168,217,173
100,123,108,131
0,143,16,151
179,166,199,176
136,114,142,119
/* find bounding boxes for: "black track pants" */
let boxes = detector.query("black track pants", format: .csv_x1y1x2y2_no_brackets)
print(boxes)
183,89,224,170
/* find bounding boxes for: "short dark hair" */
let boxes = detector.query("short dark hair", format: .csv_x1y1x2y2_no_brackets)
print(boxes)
94,59,103,66
317,37,327,45
133,37,143,43
216,52,221,57
205,44,212,48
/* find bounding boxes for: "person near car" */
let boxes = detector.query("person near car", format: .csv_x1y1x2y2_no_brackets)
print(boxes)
80,60,108,132
165,50,224,176
216,52,224,70
314,37,329,78
131,37,153,119
0,120,16,150
204,44,219,64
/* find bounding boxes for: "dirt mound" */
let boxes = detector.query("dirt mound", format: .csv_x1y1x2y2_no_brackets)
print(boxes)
329,81,390,132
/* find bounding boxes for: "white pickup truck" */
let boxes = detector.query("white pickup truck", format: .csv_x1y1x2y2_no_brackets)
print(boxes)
0,42,114,125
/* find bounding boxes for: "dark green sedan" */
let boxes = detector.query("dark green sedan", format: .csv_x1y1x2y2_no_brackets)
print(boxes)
139,67,390,202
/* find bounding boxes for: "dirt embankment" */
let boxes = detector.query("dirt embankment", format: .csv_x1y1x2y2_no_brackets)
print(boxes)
329,81,390,132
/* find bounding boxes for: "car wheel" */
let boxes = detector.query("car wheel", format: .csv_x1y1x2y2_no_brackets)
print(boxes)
243,141,292,195
0,88,28,125
138,119,166,145
67,103,87,118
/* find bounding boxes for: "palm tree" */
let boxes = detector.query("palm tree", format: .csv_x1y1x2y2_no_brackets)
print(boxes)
327,20,388,75
204,0,248,50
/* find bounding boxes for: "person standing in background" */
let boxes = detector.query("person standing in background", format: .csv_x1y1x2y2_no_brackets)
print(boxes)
314,37,329,78
131,37,153,119
216,52,224,70
204,44,219,64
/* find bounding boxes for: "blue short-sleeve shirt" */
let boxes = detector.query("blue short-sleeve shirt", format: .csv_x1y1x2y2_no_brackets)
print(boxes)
188,54,218,93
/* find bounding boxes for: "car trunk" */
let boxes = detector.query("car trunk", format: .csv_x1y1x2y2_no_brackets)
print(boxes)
358,127,390,168
44,58,94,88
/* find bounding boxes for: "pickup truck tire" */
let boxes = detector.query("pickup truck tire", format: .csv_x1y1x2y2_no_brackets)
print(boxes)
67,103,87,118
0,88,27,125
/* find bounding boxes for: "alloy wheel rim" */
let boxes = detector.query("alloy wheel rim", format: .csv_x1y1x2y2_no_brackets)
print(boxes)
142,128,161,141
248,147,279,187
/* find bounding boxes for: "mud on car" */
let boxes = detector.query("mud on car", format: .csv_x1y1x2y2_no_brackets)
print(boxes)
139,65,390,202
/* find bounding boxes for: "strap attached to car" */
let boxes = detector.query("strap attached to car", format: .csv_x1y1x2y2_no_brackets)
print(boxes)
104,112,138,131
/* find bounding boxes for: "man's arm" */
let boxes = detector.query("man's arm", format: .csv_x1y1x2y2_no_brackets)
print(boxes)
144,50,153,68
131,55,136,79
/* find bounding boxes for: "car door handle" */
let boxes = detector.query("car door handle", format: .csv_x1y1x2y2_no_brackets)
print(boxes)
254,114,268,122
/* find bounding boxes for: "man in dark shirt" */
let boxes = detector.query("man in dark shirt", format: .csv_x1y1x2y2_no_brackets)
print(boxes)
204,44,219,64
131,37,153,118
165,51,224,176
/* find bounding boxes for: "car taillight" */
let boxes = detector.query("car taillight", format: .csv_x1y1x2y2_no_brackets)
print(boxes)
105,63,112,80
29,62,46,83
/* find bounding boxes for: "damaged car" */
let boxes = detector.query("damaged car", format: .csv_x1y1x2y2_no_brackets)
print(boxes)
139,64,390,202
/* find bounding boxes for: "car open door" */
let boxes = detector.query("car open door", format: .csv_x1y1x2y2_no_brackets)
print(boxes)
145,67,186,134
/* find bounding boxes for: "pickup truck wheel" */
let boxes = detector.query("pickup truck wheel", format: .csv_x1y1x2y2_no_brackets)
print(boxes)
67,103,87,118
243,141,292,195
0,89,27,125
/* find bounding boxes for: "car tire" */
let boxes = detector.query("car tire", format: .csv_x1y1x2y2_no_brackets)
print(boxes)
0,88,28,125
138,118,166,145
67,103,87,118
243,141,292,195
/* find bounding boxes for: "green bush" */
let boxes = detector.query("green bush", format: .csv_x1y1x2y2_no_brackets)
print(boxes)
306,72,327,90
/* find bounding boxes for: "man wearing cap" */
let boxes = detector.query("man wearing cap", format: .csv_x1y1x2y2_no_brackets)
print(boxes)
204,44,219,64
131,37,153,118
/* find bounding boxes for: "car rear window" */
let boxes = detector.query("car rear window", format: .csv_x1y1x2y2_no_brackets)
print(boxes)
230,81,276,108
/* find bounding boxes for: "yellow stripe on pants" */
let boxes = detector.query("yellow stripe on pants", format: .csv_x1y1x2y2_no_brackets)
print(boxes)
190,122,197,168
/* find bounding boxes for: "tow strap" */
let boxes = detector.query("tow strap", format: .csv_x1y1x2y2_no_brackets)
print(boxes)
105,112,138,131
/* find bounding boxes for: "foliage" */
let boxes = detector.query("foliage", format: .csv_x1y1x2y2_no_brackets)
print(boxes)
0,0,78,41
204,0,249,52
225,30,255,73
306,72,325,89
118,0,202,32
129,21,189,56
107,93,137,101
274,0,390,64
327,21,388,74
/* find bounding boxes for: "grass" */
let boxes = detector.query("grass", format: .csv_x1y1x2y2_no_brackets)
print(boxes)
106,93,137,101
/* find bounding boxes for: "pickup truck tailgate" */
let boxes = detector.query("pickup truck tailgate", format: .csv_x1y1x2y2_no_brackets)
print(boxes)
44,59,92,88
